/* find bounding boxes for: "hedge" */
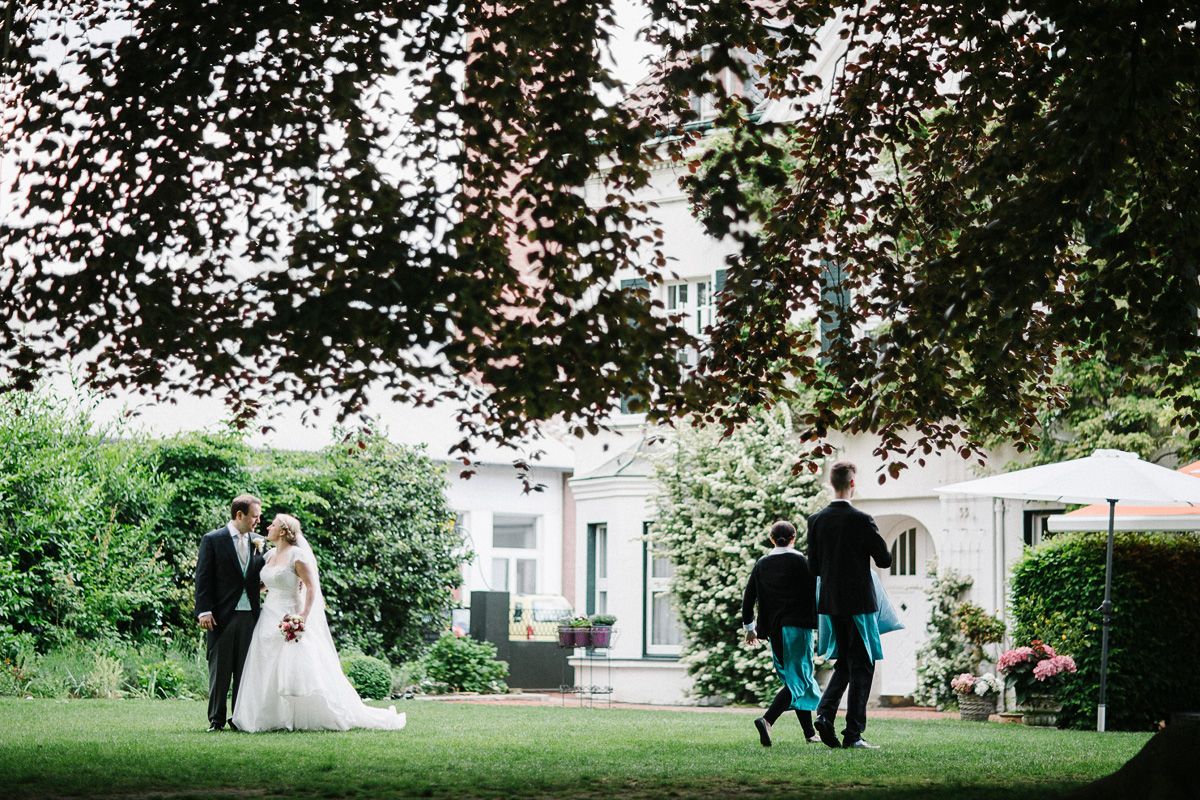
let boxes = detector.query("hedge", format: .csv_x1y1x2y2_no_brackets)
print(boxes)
1009,532,1200,730
0,391,464,667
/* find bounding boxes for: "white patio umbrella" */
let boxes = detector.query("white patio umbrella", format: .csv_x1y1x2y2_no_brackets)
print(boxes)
936,449,1200,732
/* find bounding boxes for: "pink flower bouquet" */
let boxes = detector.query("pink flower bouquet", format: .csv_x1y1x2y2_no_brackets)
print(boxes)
278,614,306,643
998,639,1074,700
1032,654,1077,683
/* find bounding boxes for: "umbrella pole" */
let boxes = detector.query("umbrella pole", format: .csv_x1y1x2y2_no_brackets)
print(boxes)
1096,498,1117,732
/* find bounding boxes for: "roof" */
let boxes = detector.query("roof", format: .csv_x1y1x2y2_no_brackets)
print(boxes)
572,436,657,481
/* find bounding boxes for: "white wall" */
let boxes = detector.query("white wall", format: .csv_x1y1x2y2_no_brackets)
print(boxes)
447,463,568,601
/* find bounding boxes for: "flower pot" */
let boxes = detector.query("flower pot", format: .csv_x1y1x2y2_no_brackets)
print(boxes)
1020,692,1063,727
958,693,997,722
588,626,612,649
557,627,574,648
568,628,591,647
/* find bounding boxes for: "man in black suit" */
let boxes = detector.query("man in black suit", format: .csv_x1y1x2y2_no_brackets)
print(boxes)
808,461,892,749
194,494,265,731
742,520,821,747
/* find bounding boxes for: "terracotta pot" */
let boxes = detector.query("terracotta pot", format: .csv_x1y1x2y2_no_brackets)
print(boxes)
958,693,997,722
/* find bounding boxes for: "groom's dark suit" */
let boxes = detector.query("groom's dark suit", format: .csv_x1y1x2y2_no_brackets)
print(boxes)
808,500,891,746
194,525,265,729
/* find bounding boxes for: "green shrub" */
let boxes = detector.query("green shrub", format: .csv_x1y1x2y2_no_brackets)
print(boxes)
422,633,508,693
1010,532,1200,730
0,390,461,670
391,660,426,696
341,653,393,699
137,659,188,699
0,392,175,650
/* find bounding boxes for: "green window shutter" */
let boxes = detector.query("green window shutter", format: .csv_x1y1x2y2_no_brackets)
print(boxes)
818,261,849,361
586,525,599,615
714,269,727,293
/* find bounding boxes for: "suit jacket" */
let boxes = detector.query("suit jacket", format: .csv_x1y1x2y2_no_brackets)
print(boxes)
194,527,266,627
741,548,818,641
807,500,892,616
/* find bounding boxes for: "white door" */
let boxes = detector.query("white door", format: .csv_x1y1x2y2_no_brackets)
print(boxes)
878,523,934,697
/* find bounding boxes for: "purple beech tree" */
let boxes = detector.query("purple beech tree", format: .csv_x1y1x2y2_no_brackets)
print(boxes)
3,2,1197,479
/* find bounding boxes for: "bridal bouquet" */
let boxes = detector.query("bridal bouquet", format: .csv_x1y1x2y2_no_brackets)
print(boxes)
278,614,306,643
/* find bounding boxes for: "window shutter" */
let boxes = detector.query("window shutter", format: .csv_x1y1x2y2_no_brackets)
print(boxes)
818,261,849,360
714,269,727,294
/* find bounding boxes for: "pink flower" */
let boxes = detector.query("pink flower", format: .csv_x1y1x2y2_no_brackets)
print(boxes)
997,646,1034,673
1033,655,1077,682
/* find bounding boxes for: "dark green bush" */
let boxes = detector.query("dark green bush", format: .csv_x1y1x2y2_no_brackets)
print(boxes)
0,392,175,650
251,435,465,663
1010,532,1200,730
422,633,508,693
341,653,393,699
0,390,463,671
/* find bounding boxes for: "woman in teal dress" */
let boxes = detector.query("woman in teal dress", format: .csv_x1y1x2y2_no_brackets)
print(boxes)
741,521,821,746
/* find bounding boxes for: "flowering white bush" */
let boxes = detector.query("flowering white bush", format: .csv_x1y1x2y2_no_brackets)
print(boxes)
649,405,826,704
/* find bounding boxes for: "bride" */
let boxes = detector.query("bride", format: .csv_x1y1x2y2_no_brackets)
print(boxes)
231,513,406,732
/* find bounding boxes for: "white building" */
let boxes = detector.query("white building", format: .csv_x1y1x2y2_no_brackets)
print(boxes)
542,35,1066,704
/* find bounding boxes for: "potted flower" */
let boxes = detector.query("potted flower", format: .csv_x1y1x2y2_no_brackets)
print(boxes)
997,639,1077,726
950,672,1002,721
588,614,616,648
557,615,588,648
565,616,592,647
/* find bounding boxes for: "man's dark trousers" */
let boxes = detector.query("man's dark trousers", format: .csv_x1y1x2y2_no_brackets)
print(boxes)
206,610,255,728
816,614,873,743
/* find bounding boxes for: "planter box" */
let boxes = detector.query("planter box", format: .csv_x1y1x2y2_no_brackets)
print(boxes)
588,626,612,649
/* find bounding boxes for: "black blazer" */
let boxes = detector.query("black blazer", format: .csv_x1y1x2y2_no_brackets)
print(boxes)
194,527,266,626
741,549,818,640
807,501,892,616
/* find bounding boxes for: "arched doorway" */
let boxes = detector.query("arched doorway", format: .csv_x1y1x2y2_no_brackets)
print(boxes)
876,518,936,697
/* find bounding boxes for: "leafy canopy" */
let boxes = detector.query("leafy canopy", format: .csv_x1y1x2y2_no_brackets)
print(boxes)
4,2,1198,475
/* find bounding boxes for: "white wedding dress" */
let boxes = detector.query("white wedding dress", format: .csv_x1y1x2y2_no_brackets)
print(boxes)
231,544,406,732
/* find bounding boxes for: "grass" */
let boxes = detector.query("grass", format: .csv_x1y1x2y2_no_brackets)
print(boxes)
1,698,1150,799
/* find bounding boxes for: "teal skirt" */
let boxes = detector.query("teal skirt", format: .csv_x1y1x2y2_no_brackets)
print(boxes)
770,626,821,712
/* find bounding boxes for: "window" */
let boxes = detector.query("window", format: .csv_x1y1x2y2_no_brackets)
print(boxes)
516,558,537,595
644,528,684,656
491,557,509,591
587,523,608,615
1024,510,1064,547
493,517,536,549
889,528,917,576
493,514,539,595
818,260,850,361
667,279,713,336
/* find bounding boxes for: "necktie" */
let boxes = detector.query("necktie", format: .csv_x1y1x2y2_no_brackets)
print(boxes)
237,534,248,567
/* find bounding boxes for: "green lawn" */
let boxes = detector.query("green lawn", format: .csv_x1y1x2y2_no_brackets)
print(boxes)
1,699,1149,799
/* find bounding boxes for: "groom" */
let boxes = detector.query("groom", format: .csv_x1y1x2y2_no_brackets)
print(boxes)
808,461,892,749
194,494,266,731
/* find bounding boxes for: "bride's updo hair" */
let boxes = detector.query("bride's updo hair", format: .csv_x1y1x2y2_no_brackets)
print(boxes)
276,513,302,545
